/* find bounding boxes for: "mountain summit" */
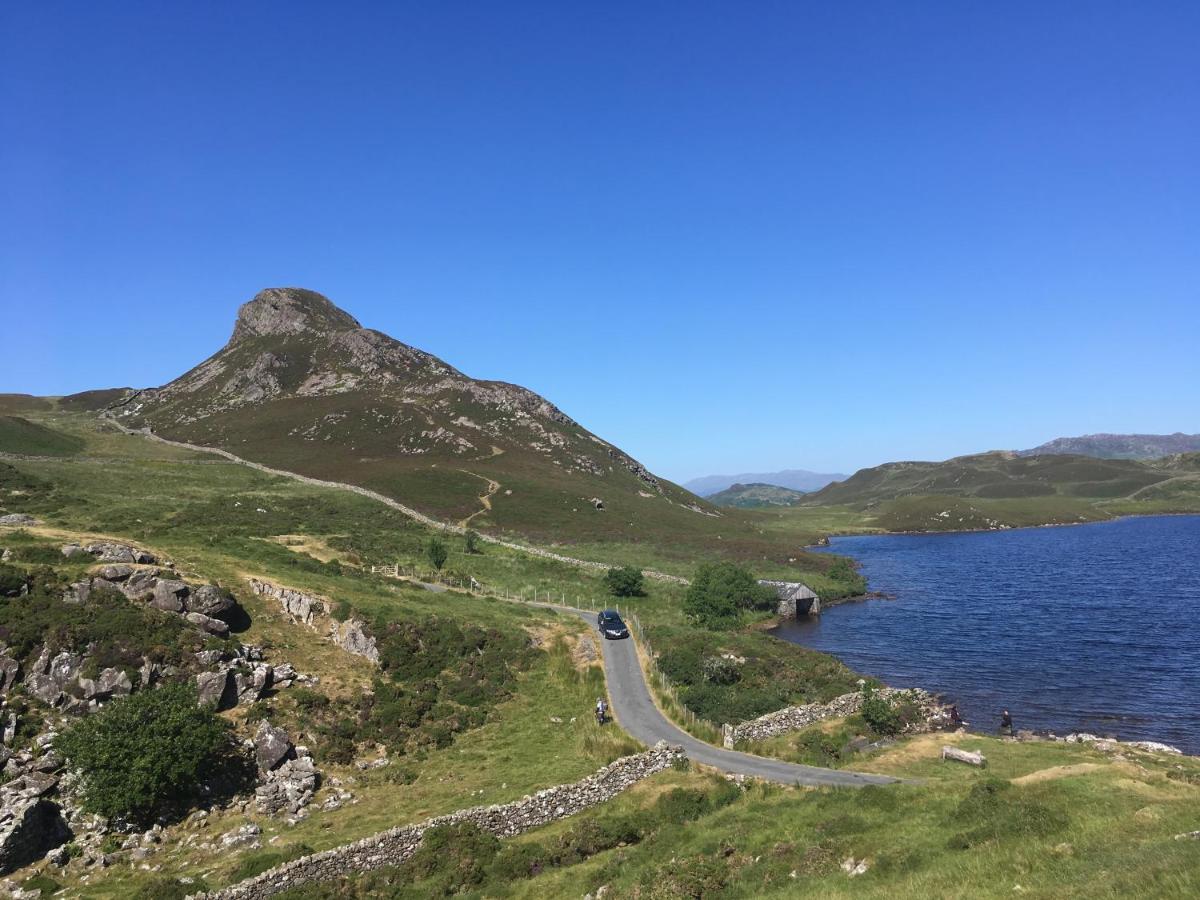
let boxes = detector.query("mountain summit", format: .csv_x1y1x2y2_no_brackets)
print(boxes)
113,288,716,545
229,287,364,342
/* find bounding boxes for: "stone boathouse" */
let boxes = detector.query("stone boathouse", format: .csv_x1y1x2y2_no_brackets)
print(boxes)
759,580,821,617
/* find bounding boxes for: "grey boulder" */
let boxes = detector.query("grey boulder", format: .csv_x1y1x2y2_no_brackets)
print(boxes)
196,669,237,710
151,579,189,613
189,585,237,620
254,721,294,772
186,612,230,638
0,514,38,527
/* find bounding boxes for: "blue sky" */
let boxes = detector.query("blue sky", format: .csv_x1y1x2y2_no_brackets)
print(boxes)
2,3,1197,480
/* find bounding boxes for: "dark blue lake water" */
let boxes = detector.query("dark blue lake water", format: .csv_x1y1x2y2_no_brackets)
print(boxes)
773,515,1200,753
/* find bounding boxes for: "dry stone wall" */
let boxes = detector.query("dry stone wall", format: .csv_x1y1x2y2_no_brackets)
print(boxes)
193,742,685,900
727,688,937,746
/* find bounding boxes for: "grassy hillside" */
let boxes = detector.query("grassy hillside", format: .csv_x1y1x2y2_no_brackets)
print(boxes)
2,413,1197,898
709,482,809,508
798,451,1200,532
0,415,87,457
99,288,832,566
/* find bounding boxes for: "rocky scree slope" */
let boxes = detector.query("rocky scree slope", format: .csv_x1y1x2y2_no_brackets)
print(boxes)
110,288,716,540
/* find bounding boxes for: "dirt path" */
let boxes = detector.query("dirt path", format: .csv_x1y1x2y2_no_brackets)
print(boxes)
101,417,689,585
458,470,501,528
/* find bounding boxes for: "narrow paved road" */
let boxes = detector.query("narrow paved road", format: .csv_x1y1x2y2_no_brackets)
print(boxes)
572,608,897,787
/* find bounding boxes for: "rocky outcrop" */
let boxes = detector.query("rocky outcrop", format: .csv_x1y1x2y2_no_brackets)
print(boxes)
79,542,157,565
62,566,243,637
196,669,238,710
256,755,318,818
22,647,133,712
248,579,326,626
329,619,379,665
195,743,685,900
0,772,71,875
0,515,39,527
254,721,294,772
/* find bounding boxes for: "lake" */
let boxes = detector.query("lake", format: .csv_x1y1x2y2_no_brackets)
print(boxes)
773,515,1200,752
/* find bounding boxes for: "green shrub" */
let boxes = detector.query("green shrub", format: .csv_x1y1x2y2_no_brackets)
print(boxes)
683,562,775,628
604,565,645,597
56,683,251,825
861,685,902,736
0,563,26,597
426,536,448,571
463,529,481,554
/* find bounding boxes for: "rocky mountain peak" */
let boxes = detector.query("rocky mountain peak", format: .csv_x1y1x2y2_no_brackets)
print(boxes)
230,288,362,344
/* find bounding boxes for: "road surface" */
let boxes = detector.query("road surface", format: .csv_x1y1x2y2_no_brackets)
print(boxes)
576,608,898,787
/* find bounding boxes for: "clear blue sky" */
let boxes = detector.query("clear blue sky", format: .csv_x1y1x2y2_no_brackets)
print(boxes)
2,3,1197,481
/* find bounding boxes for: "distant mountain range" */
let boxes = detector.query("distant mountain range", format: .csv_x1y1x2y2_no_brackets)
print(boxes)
707,483,809,508
684,469,847,497
1019,432,1200,460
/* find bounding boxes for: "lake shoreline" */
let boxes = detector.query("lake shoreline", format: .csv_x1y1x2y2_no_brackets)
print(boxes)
780,514,1200,755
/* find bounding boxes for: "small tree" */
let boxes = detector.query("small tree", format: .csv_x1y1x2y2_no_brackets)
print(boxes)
604,565,645,598
464,530,481,555
682,562,775,629
56,683,242,825
427,536,448,571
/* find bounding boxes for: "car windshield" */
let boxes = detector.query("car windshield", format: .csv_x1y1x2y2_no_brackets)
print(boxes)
600,612,623,625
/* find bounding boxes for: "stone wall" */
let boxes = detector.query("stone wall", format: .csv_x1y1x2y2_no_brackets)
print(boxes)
192,743,684,900
726,688,937,746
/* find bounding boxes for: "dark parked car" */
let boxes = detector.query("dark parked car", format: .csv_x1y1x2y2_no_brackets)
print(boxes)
597,609,630,640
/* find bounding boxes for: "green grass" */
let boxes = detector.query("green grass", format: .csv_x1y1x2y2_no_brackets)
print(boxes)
0,414,86,456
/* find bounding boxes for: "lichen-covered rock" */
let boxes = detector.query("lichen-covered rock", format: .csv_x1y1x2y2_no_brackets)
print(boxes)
151,579,189,612
254,721,294,772
255,755,317,816
330,619,379,665
0,650,19,694
97,564,134,582
197,668,237,710
25,649,83,707
237,666,273,706
73,668,132,703
0,796,72,875
120,569,159,601
189,585,237,620
61,580,91,604
248,579,325,626
0,514,38,527
186,611,230,637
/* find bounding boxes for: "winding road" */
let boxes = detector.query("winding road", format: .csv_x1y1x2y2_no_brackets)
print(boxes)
566,606,897,787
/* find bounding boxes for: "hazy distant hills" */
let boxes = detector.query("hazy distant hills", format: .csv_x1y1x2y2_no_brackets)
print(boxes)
1019,432,1200,460
684,469,847,497
707,483,810,508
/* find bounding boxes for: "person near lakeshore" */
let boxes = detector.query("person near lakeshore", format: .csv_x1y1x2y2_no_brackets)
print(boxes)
948,704,963,729
999,709,1014,736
